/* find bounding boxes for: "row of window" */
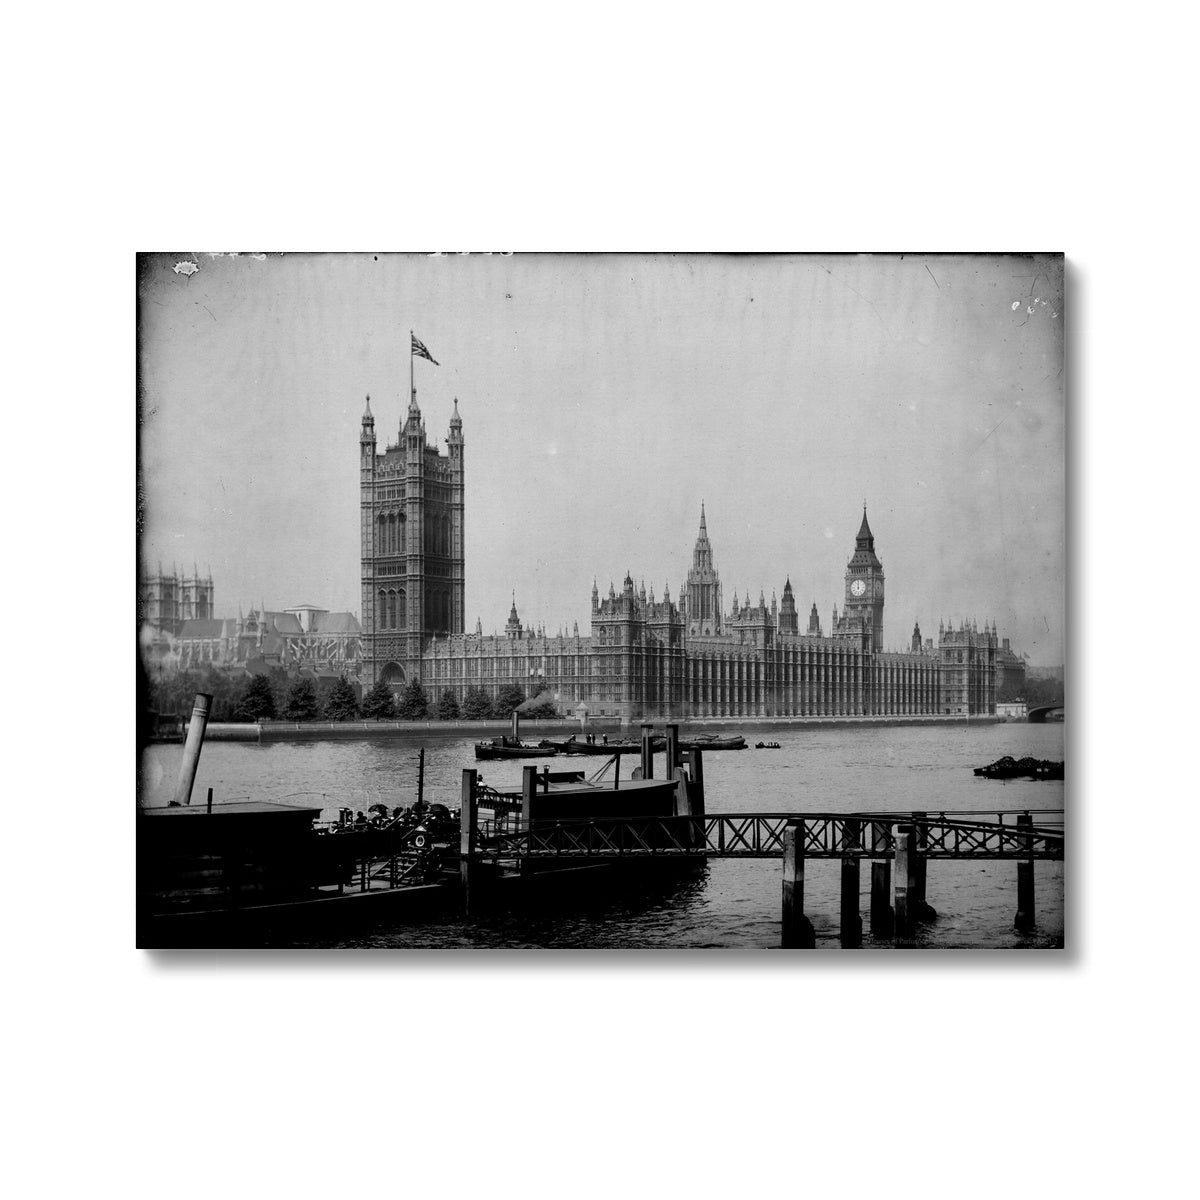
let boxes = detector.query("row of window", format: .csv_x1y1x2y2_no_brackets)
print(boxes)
377,589,456,632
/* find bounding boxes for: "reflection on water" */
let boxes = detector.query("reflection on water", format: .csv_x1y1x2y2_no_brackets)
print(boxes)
140,722,1065,948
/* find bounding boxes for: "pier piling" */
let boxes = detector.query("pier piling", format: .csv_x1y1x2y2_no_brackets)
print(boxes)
1015,811,1035,931
781,820,816,948
894,825,913,945
840,818,862,948
173,692,213,808
521,765,537,831
460,769,478,911
665,724,679,773
870,860,893,938
686,748,706,816
911,811,937,922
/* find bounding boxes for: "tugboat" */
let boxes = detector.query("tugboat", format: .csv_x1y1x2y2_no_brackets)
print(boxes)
475,736,558,760
974,755,1064,781
755,741,781,750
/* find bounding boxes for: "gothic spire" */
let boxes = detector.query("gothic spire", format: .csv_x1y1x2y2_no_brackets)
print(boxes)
857,505,874,547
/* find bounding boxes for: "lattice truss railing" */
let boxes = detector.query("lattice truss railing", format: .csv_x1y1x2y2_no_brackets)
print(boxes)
472,812,1064,861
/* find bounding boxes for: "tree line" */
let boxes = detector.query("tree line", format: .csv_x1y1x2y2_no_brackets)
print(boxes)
144,667,560,724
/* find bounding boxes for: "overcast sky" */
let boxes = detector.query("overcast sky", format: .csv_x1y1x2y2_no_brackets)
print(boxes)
138,252,1064,664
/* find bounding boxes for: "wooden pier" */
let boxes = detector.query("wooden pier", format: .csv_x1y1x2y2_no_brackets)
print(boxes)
142,707,1063,948
458,749,1064,947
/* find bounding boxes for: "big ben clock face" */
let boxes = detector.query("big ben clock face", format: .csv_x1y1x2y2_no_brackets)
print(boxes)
850,579,866,597
874,580,884,597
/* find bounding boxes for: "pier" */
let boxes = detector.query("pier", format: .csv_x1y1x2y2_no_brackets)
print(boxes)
456,775,1063,947
141,710,1063,948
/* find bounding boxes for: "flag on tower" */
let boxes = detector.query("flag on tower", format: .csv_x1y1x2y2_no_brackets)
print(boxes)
411,334,439,365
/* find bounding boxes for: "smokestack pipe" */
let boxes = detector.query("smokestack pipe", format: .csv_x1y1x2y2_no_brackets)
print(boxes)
173,693,213,807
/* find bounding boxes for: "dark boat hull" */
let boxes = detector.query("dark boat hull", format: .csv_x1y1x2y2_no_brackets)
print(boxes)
974,756,1064,781
475,742,558,760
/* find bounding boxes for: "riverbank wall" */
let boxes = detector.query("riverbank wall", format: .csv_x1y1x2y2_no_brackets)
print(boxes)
191,714,1002,742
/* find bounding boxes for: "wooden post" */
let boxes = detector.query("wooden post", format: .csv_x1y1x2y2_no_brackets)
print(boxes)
173,692,213,807
1015,811,1035,931
781,820,816,948
840,817,862,948
460,769,478,911
664,723,679,773
640,723,654,779
521,765,537,830
672,766,691,818
205,786,213,816
911,811,937,921
686,747,705,816
894,824,913,945
417,747,425,810
870,860,893,938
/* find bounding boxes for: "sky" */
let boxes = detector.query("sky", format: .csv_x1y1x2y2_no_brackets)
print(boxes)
138,252,1065,664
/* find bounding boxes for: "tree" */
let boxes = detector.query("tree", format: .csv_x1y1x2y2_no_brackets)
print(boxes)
283,678,320,721
323,675,360,721
361,679,396,720
437,689,461,720
461,685,492,720
396,679,429,720
494,683,527,718
235,673,277,721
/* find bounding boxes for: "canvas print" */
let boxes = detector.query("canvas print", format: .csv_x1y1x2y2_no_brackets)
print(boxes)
136,252,1065,949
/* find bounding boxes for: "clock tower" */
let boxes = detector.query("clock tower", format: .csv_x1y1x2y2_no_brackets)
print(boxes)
844,507,884,654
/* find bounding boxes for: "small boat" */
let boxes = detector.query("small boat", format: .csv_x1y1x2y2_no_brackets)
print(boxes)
679,735,746,751
755,741,781,750
973,755,1064,781
475,737,559,760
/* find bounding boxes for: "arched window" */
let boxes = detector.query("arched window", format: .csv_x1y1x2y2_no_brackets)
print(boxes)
378,588,387,629
443,515,451,557
398,513,406,557
377,513,387,556
397,589,407,630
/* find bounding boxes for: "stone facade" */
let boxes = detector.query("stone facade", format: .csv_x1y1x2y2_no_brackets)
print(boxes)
359,389,464,690
157,606,362,676
139,566,214,634
360,400,1000,719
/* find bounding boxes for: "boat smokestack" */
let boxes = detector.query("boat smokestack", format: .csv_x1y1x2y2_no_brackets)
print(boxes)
173,693,213,807
511,710,519,741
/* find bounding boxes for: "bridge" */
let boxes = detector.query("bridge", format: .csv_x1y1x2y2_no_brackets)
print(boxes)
1027,703,1065,723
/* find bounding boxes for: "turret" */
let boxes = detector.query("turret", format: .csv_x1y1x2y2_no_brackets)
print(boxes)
360,394,376,460
684,500,722,637
505,593,523,640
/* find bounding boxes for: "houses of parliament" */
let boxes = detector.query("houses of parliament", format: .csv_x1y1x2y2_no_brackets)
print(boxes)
360,389,1005,720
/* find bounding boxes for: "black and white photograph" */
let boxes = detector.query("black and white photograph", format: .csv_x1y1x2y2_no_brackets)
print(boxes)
16,7,1200,1198
137,251,1065,949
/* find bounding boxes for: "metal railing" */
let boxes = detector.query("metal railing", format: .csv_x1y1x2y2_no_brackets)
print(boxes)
470,811,1065,862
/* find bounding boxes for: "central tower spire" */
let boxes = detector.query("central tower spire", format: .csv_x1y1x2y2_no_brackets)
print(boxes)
685,501,722,638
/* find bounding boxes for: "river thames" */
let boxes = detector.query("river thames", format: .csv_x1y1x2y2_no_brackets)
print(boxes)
139,721,1064,949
